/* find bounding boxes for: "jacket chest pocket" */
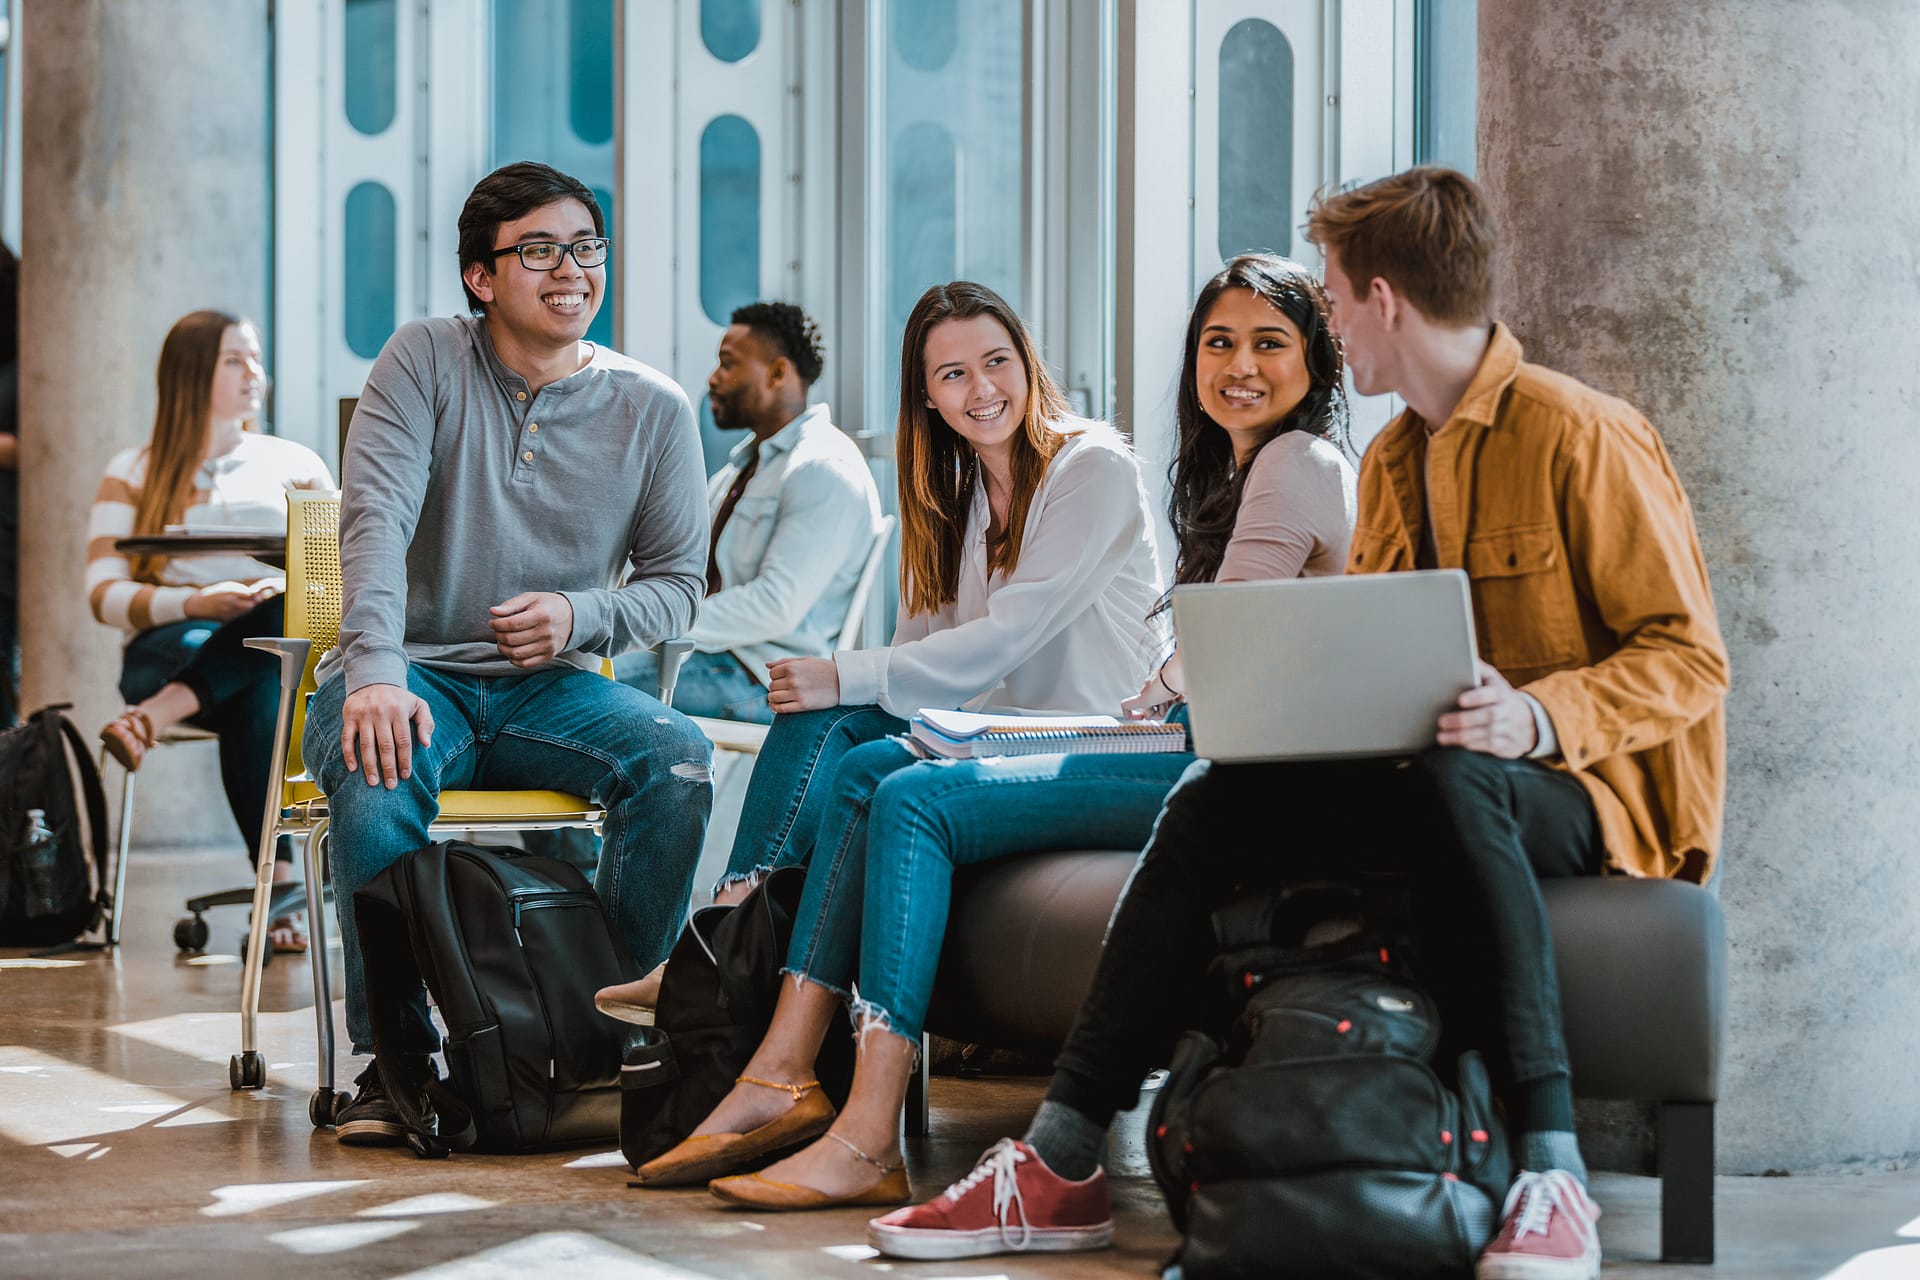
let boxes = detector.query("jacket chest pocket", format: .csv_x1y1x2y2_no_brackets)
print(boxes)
1464,525,1580,673
717,494,780,574
1347,526,1408,575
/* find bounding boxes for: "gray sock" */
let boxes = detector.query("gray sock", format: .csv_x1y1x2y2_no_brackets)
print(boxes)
1021,1099,1106,1181
1520,1129,1588,1186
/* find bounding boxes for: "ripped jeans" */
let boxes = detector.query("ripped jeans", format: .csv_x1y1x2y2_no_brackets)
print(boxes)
304,663,713,1054
722,706,1193,1046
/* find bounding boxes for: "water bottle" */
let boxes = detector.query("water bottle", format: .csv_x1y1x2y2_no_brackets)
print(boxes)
21,808,60,916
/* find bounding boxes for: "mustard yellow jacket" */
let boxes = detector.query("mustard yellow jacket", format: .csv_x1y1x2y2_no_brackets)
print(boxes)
1349,325,1729,882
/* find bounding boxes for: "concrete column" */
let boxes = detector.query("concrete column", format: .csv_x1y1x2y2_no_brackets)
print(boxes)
20,3,270,850
1479,1,1920,1170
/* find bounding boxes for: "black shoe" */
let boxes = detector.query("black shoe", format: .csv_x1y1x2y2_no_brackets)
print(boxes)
335,1059,431,1147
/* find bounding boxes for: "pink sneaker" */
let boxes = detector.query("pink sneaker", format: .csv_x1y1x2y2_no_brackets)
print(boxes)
867,1138,1113,1260
1476,1169,1602,1280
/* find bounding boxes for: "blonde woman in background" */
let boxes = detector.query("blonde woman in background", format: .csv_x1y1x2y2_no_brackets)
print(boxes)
89,309,333,948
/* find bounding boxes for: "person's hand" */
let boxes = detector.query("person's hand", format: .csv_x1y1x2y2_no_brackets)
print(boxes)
340,683,434,788
1436,659,1538,758
185,583,274,622
1122,660,1180,721
766,657,841,713
489,592,574,668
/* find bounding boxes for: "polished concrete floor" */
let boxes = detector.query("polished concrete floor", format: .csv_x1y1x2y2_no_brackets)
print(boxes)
3,846,1918,1280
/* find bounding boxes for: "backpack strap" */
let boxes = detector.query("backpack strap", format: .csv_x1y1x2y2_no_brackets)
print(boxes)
51,712,112,926
353,850,478,1159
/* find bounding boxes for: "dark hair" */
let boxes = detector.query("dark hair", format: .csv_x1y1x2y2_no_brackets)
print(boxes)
1167,254,1349,591
729,301,826,387
456,162,605,313
1305,166,1496,326
895,281,1071,617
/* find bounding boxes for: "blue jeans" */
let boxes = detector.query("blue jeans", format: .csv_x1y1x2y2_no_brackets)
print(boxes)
521,648,771,870
120,597,287,864
718,703,909,889
303,663,713,1054
614,648,772,725
787,746,1195,1042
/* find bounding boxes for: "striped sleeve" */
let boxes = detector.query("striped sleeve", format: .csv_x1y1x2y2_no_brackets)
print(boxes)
85,454,195,634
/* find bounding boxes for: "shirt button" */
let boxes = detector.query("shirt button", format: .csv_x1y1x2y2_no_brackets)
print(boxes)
528,423,539,433
516,391,527,401
522,451,534,462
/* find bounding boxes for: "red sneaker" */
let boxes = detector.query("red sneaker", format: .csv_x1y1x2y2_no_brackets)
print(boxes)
867,1138,1113,1260
1476,1169,1603,1280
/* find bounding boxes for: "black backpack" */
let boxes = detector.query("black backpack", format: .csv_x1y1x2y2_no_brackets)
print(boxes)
0,705,110,947
619,865,855,1170
354,839,640,1157
1148,893,1509,1280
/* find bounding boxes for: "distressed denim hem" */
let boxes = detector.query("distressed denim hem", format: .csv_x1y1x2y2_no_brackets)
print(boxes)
848,993,920,1054
714,866,771,898
780,965,853,1006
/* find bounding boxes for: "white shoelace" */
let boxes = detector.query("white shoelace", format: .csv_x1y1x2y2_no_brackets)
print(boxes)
1501,1170,1593,1246
943,1137,1031,1249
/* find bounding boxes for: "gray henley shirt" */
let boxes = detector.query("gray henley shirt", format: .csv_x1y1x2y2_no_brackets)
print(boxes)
317,315,707,695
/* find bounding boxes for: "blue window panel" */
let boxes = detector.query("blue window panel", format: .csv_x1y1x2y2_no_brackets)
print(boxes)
892,0,956,72
344,182,397,359
699,115,761,326
569,0,615,144
701,0,761,63
1415,0,1478,174
887,120,957,336
344,0,398,136
586,185,615,349
1217,18,1293,260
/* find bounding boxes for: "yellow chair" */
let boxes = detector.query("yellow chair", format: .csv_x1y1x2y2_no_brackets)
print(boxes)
229,490,691,1125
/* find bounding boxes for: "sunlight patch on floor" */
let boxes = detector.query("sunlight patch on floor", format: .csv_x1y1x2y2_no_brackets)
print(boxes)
1819,1245,1920,1279
201,1180,369,1217
562,1149,629,1169
358,1193,496,1217
0,1046,231,1146
1898,1213,1920,1238
387,1231,721,1279
108,1003,348,1092
269,1219,422,1255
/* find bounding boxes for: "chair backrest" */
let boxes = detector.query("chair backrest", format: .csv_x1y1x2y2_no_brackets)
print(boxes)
284,491,343,778
834,514,897,651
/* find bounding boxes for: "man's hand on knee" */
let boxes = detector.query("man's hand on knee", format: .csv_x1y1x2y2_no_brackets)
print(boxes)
340,683,435,789
1436,660,1538,758
489,592,574,668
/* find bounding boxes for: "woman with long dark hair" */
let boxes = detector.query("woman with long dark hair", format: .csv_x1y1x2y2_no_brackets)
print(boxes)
629,256,1354,1215
88,310,334,945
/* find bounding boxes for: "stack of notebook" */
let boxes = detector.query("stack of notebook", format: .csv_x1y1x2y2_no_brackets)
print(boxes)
909,708,1189,759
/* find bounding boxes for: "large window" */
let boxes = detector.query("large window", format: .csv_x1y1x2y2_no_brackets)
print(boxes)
1416,0,1477,174
492,0,617,349
870,0,1028,424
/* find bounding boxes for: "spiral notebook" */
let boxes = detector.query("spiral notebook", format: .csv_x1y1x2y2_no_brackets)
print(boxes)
909,708,1189,759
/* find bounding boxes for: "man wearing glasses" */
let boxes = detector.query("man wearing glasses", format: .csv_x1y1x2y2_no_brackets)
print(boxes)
304,161,712,1145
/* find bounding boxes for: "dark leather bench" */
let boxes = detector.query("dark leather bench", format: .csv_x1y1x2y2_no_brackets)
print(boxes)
911,850,1725,1264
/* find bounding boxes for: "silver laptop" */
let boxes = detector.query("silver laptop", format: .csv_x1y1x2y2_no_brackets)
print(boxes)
1171,570,1480,762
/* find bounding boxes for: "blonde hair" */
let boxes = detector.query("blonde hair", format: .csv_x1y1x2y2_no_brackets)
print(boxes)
1305,166,1497,326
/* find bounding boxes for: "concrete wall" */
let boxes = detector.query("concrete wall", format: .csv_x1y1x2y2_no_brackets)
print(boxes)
20,2,271,851
1478,0,1920,1170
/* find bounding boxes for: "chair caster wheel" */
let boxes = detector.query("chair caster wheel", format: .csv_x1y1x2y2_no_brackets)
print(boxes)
230,1051,267,1090
308,1087,353,1127
174,915,210,952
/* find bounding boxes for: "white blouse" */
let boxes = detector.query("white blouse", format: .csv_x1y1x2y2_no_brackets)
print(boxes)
834,421,1166,718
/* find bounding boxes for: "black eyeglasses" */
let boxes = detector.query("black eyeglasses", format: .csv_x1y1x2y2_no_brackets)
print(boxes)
488,237,612,271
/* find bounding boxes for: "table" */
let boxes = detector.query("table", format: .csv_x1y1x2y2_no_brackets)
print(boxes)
113,532,288,568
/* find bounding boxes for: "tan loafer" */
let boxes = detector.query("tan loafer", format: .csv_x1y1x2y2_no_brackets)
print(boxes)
632,1077,835,1188
708,1133,912,1211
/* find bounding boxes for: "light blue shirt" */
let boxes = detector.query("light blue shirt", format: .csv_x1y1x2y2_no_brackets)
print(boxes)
690,403,882,681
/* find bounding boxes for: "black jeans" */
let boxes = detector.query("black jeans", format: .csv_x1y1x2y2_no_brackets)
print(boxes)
1048,746,1602,1126
119,596,288,865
